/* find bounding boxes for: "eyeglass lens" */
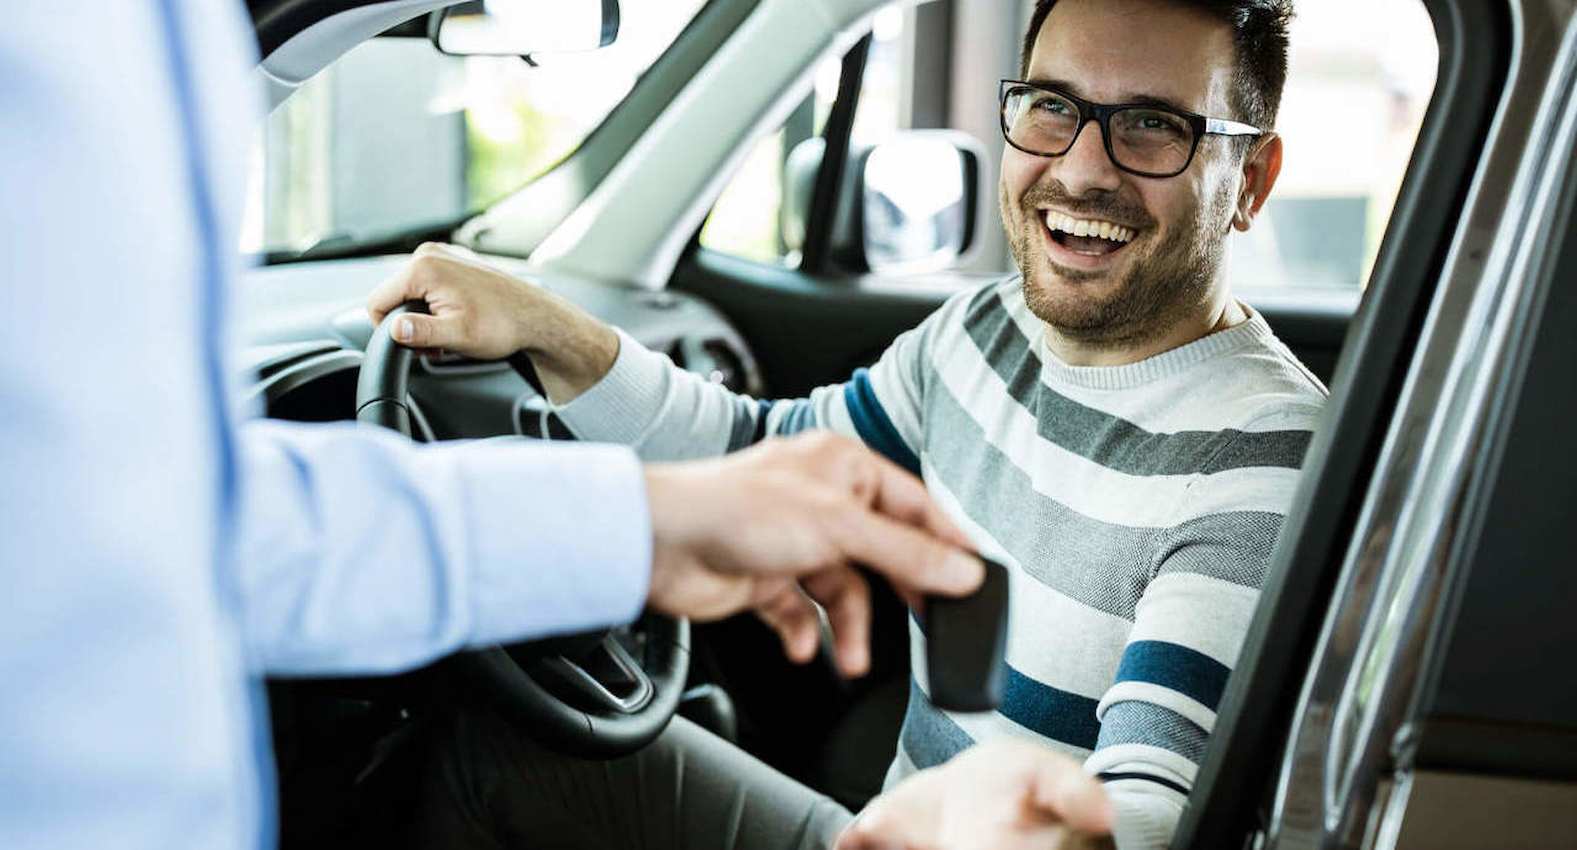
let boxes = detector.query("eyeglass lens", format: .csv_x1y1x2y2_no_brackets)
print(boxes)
1002,86,1196,176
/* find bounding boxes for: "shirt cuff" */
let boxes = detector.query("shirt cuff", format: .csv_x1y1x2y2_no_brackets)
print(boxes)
433,438,652,643
1107,787,1182,850
554,329,673,446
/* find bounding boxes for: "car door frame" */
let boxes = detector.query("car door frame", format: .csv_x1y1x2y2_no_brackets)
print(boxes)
1174,0,1576,846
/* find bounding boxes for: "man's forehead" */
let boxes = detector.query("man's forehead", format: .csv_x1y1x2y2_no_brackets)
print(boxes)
1026,0,1237,114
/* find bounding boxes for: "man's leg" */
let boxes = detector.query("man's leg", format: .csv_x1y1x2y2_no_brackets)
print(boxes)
414,706,854,850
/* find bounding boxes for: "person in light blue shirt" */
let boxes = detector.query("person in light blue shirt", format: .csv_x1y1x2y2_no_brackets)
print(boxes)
0,4,987,850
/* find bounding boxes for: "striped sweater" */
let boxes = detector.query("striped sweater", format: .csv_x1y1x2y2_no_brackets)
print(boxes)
553,276,1327,848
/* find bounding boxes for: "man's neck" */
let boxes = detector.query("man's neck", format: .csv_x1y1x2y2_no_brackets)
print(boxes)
1042,293,1249,368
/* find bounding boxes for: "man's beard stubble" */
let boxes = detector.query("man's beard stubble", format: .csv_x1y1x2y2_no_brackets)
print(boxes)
1003,180,1233,350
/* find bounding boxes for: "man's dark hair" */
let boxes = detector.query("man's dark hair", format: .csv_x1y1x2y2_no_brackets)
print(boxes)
1019,0,1294,131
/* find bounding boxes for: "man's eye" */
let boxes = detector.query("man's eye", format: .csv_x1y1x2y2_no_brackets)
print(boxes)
1128,112,1186,137
1034,98,1071,115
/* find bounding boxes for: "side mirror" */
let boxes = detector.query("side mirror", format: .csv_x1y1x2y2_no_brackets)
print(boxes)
778,130,983,273
431,0,620,58
780,137,825,254
858,132,982,274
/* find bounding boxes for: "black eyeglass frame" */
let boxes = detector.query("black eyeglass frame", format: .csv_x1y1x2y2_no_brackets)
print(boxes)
998,79,1264,178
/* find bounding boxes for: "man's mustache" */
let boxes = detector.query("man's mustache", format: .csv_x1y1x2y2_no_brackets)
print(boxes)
1018,185,1154,231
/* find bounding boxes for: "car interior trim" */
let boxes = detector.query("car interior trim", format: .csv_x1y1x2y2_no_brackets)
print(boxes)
254,0,456,109
244,349,365,409
800,34,871,273
1370,769,1577,849
1402,0,1577,782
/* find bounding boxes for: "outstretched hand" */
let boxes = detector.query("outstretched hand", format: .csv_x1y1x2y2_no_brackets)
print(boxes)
643,433,983,678
837,739,1115,850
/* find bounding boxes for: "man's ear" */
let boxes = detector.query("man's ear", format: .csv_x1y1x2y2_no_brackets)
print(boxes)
1234,132,1282,232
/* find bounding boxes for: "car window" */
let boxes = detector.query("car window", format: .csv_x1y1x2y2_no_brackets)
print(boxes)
241,1,708,257
697,0,1435,291
698,6,909,266
1233,0,1437,290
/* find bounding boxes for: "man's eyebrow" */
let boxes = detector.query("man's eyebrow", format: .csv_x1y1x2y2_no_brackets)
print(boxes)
1022,77,1197,114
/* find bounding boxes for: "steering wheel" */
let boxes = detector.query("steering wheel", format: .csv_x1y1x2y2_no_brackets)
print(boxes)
356,301,690,759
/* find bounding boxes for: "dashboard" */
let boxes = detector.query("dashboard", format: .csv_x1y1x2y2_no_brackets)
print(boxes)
239,255,763,436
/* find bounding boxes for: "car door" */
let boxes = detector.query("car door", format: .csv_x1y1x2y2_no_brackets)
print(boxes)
1177,0,1577,846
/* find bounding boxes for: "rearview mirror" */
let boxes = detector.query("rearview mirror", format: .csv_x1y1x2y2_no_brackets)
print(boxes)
431,0,620,58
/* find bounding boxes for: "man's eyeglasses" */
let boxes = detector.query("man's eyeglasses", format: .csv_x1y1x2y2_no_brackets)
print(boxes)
998,80,1263,179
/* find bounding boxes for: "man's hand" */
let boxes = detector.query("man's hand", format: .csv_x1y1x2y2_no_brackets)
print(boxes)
642,433,983,678
837,739,1115,850
366,242,619,403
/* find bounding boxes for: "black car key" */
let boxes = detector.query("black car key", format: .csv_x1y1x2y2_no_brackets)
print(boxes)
923,556,1009,712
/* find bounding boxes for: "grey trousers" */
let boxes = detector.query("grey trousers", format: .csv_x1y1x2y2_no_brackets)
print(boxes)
413,708,855,850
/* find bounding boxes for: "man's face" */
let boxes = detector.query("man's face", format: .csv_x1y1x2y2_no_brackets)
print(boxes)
1002,0,1246,346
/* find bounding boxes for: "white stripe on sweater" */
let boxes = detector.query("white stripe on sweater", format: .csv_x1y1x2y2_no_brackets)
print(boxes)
928,314,1302,527
922,466,1131,697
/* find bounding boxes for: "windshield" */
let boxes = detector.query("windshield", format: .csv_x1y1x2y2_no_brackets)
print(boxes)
241,1,708,258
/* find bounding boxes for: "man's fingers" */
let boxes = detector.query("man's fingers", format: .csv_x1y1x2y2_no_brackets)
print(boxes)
417,240,485,265
837,799,940,850
387,312,464,351
801,567,872,677
832,509,982,600
833,822,904,850
367,268,421,327
863,454,976,552
754,584,821,664
368,244,474,326
1031,759,1114,836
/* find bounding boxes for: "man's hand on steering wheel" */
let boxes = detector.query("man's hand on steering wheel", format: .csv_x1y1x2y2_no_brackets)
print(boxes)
367,244,987,680
367,241,620,404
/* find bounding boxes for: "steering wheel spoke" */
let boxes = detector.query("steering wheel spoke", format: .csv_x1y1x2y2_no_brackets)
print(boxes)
537,635,655,715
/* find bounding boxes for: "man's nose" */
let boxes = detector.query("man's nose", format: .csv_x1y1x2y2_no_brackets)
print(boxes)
1052,120,1124,196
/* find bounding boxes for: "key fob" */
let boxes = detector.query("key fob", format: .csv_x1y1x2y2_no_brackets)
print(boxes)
923,557,1009,712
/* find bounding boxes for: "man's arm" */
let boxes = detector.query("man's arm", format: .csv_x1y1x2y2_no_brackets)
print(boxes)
366,243,958,468
234,420,652,675
235,422,983,679
1082,408,1320,849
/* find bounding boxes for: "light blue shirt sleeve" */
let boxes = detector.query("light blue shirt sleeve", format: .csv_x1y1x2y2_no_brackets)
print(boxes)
237,421,653,676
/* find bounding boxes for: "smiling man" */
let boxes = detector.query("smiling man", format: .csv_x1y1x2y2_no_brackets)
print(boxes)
371,1,1320,847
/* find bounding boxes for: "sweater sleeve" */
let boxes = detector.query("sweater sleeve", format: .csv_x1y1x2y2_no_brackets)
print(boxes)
551,286,984,469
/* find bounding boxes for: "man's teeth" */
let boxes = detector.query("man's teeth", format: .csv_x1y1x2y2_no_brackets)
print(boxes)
1041,211,1135,244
